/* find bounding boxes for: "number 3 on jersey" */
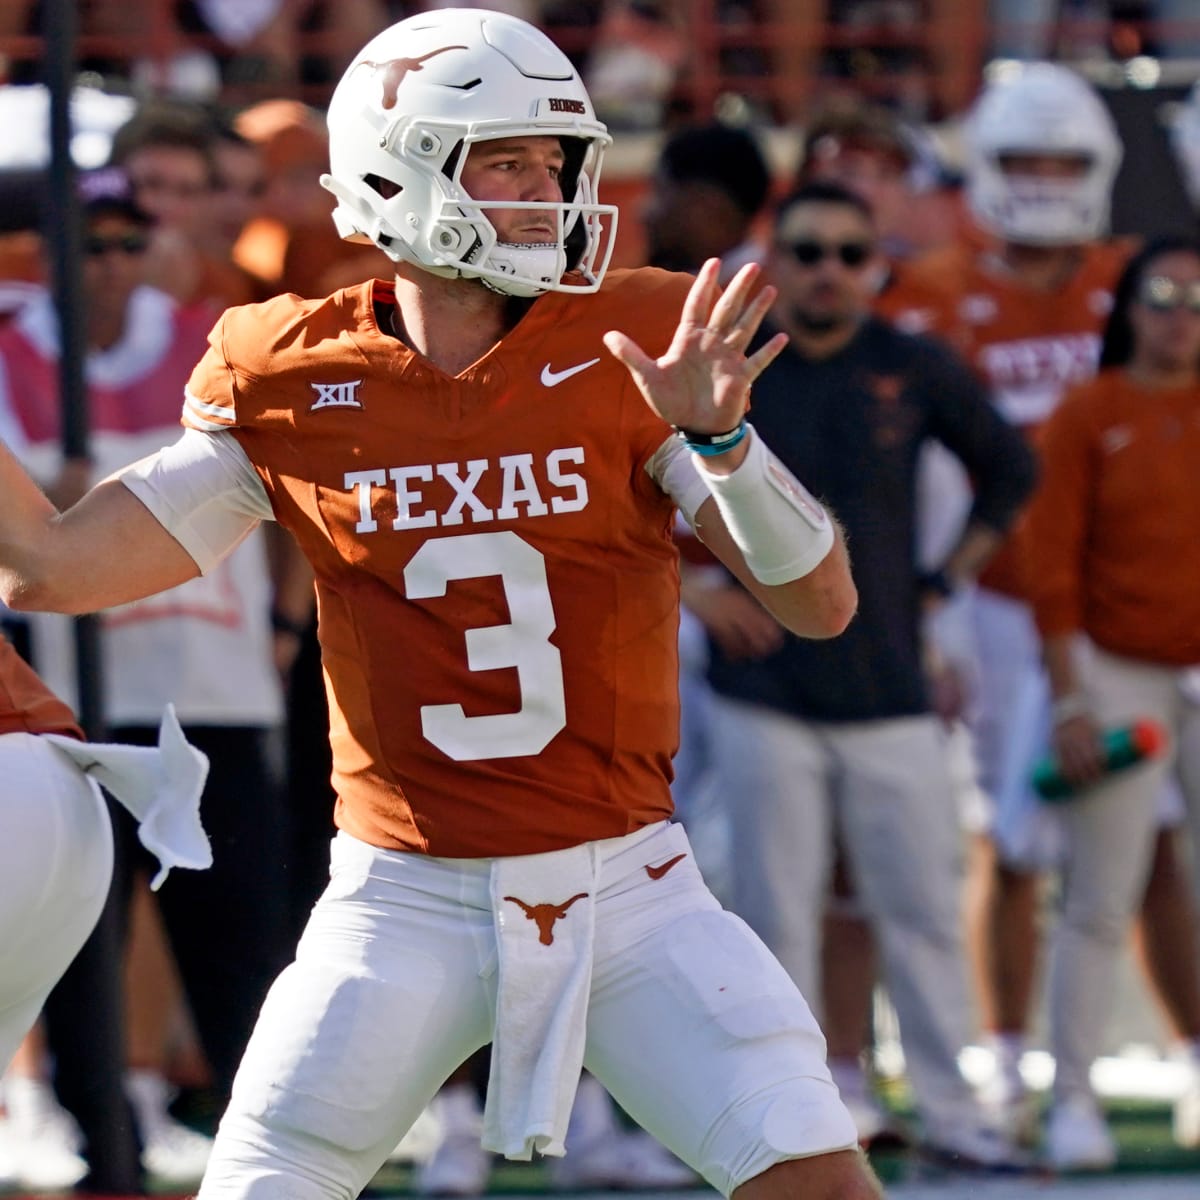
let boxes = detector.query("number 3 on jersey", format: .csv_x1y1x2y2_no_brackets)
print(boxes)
403,531,567,761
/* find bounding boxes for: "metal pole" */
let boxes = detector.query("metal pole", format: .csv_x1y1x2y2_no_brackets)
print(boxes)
44,0,104,738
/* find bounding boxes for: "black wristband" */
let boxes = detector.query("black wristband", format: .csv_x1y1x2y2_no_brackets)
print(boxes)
270,609,307,639
672,419,748,457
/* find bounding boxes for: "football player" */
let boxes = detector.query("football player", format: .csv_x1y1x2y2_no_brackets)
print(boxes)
888,62,1200,1168
0,10,876,1200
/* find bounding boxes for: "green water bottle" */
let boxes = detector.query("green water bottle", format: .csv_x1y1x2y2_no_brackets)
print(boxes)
1032,719,1166,802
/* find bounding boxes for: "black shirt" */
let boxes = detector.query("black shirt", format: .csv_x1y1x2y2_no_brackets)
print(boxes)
706,315,1036,722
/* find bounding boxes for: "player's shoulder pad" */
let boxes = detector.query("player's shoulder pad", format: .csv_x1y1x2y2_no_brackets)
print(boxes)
214,284,369,380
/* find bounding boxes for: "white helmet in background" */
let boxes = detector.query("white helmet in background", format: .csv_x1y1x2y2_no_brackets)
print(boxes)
1170,81,1200,210
965,62,1122,246
321,7,617,297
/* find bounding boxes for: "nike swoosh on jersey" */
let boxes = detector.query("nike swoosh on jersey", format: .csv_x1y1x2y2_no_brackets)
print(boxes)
540,357,601,387
644,853,688,881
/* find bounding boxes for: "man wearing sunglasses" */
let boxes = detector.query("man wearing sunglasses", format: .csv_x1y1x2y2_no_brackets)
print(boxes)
697,179,1037,1168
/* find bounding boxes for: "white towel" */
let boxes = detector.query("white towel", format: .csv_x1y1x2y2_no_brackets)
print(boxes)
42,703,211,890
482,841,599,1160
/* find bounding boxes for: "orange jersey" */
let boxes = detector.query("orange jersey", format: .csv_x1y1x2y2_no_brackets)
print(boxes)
1025,370,1200,667
0,635,82,740
183,268,694,857
887,238,1132,599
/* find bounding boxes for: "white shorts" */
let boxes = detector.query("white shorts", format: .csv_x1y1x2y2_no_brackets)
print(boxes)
199,822,857,1200
0,733,113,1071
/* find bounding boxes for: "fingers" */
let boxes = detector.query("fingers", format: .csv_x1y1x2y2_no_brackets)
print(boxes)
744,330,789,382
679,258,721,331
706,260,761,333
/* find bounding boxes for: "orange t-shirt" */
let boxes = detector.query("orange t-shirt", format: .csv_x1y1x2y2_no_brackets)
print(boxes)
0,636,82,740
1025,369,1200,667
183,268,694,857
886,238,1132,599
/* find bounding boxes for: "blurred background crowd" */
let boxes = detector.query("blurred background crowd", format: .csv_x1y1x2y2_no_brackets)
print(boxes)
0,0,1199,1195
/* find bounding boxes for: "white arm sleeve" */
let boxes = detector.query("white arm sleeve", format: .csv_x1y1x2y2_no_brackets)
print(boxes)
647,426,834,584
695,427,833,584
646,434,712,529
118,428,274,574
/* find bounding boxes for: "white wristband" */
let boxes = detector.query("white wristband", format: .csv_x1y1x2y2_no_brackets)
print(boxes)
697,425,834,584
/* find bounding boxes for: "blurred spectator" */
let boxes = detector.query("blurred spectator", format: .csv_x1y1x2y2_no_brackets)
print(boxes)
207,121,270,282
642,121,772,278
794,96,982,1142
797,99,946,259
889,70,1127,1157
1024,235,1200,1165
0,166,292,1184
698,179,1035,1165
232,98,384,296
584,1,686,131
109,97,268,311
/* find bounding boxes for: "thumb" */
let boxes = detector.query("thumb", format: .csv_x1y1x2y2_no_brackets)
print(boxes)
603,330,656,385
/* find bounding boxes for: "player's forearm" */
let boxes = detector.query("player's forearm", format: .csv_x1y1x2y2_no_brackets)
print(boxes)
751,521,855,640
0,440,201,613
0,436,69,609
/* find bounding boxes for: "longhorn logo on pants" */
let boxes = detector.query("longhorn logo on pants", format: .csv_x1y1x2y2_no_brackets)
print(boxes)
503,893,589,945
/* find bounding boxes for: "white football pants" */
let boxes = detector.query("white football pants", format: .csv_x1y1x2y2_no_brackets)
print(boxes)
0,732,113,1072
198,821,858,1200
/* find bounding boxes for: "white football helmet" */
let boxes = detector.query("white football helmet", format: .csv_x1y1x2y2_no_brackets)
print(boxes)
1170,81,1200,210
965,63,1122,246
321,8,617,297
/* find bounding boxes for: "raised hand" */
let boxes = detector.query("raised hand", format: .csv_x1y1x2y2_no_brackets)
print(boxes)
602,258,788,435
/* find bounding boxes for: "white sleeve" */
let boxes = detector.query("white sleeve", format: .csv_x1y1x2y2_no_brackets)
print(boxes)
645,434,712,529
118,428,274,574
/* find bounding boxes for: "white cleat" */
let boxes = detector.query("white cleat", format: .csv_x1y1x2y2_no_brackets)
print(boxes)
1044,1096,1117,1172
2,1076,87,1191
125,1069,213,1184
921,1115,1030,1171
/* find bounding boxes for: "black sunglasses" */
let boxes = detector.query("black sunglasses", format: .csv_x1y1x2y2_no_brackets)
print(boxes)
83,232,150,258
781,239,874,268
1138,276,1200,314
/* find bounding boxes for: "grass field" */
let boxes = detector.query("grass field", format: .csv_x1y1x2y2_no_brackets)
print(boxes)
2,1095,1196,1198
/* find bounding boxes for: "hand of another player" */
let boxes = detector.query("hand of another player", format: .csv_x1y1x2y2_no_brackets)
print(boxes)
1051,713,1108,788
602,258,788,435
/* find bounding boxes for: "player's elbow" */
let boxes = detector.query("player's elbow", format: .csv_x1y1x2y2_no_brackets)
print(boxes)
792,532,857,638
0,564,81,614
769,565,857,640
805,573,858,639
